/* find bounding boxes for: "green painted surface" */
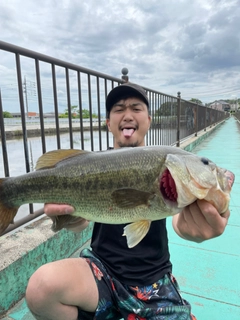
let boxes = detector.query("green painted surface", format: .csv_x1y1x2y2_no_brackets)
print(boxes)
2,300,32,320
2,117,240,319
183,293,240,319
167,117,240,319
0,222,93,317
182,122,221,153
1,241,92,320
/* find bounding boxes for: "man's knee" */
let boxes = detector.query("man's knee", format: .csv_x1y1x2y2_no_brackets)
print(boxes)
26,258,99,316
26,264,57,312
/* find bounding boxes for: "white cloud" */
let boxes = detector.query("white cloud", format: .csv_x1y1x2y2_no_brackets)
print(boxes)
0,0,239,112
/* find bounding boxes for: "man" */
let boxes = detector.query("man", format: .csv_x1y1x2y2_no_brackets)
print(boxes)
26,83,230,320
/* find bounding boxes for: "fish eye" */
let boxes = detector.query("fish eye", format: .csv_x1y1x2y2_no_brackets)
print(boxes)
201,158,209,165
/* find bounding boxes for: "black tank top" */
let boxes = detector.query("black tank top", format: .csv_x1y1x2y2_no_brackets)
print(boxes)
91,219,172,286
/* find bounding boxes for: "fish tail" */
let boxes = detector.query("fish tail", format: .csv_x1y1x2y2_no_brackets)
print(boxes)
0,178,19,235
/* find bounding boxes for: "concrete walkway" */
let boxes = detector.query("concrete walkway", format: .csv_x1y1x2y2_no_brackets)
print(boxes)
167,116,240,319
3,117,240,320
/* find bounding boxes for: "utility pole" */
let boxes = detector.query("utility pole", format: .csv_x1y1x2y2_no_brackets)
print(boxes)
23,76,29,117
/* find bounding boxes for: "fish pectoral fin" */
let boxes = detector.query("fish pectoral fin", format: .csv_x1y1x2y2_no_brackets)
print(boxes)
36,149,90,170
111,188,155,208
123,220,151,248
51,214,83,232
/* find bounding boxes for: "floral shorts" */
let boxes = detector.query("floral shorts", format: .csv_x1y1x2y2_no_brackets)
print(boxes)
78,249,196,320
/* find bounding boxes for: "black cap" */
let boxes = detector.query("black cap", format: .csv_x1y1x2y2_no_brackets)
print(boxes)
106,82,149,114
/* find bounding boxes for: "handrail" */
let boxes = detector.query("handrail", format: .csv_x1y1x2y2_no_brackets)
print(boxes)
0,40,122,81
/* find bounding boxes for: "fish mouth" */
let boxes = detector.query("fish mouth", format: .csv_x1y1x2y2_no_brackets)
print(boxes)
159,169,178,203
225,170,235,188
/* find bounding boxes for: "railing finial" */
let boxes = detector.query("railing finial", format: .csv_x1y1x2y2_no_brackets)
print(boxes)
121,67,129,82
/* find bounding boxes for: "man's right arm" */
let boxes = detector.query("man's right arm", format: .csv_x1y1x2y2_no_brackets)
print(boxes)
44,204,90,232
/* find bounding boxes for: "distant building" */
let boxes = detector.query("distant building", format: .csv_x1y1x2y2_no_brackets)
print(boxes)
9,112,55,118
11,113,21,118
209,100,231,112
43,112,56,118
27,112,39,118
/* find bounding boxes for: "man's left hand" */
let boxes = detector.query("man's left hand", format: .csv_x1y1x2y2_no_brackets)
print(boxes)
172,199,230,242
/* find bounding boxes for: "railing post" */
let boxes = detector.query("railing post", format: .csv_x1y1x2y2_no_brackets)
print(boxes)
210,108,212,128
176,91,181,147
121,67,129,82
204,106,207,131
0,88,10,177
195,103,198,137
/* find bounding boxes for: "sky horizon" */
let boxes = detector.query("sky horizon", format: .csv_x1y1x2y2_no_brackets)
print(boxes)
0,0,239,114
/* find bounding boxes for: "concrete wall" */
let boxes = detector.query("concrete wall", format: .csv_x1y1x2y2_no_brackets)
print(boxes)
0,217,93,315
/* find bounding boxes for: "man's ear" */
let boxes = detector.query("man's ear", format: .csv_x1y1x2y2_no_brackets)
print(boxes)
106,118,111,132
148,115,152,129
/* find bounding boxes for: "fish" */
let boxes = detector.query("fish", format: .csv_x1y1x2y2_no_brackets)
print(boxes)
0,146,235,248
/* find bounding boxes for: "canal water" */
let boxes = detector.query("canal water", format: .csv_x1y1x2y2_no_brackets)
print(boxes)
0,131,111,176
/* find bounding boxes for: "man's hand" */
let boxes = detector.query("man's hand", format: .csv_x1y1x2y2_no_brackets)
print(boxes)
44,204,89,232
172,199,230,242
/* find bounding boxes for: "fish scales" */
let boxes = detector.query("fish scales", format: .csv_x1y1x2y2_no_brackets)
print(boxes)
1,149,166,221
0,146,235,247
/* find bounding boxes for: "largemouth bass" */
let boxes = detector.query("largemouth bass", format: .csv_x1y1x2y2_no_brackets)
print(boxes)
0,146,234,247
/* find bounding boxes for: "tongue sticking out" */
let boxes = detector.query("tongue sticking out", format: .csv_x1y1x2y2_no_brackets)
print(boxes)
123,128,135,138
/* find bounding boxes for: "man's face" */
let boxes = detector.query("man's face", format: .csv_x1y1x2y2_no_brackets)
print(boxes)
106,97,151,148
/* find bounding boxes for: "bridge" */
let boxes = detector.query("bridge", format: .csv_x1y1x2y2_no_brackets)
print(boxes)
0,41,240,319
1,117,239,319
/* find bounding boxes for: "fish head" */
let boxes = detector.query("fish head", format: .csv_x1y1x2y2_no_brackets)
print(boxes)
159,153,235,213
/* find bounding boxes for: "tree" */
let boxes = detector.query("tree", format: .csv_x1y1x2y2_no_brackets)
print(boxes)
64,105,79,118
3,111,13,118
189,98,203,105
81,109,98,119
154,102,177,117
60,106,98,119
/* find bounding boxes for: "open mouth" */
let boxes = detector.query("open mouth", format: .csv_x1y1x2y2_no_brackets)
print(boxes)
159,169,178,202
122,128,136,138
225,170,235,188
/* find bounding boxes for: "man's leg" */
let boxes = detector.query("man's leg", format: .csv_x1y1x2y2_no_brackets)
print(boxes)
26,258,98,320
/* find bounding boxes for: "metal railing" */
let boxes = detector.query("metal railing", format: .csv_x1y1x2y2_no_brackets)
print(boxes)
234,111,240,122
0,40,229,235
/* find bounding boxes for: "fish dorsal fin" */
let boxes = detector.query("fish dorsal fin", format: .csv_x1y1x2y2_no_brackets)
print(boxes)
35,149,89,170
111,188,155,208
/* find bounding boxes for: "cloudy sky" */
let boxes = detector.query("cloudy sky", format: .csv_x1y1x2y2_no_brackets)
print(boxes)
0,0,239,113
